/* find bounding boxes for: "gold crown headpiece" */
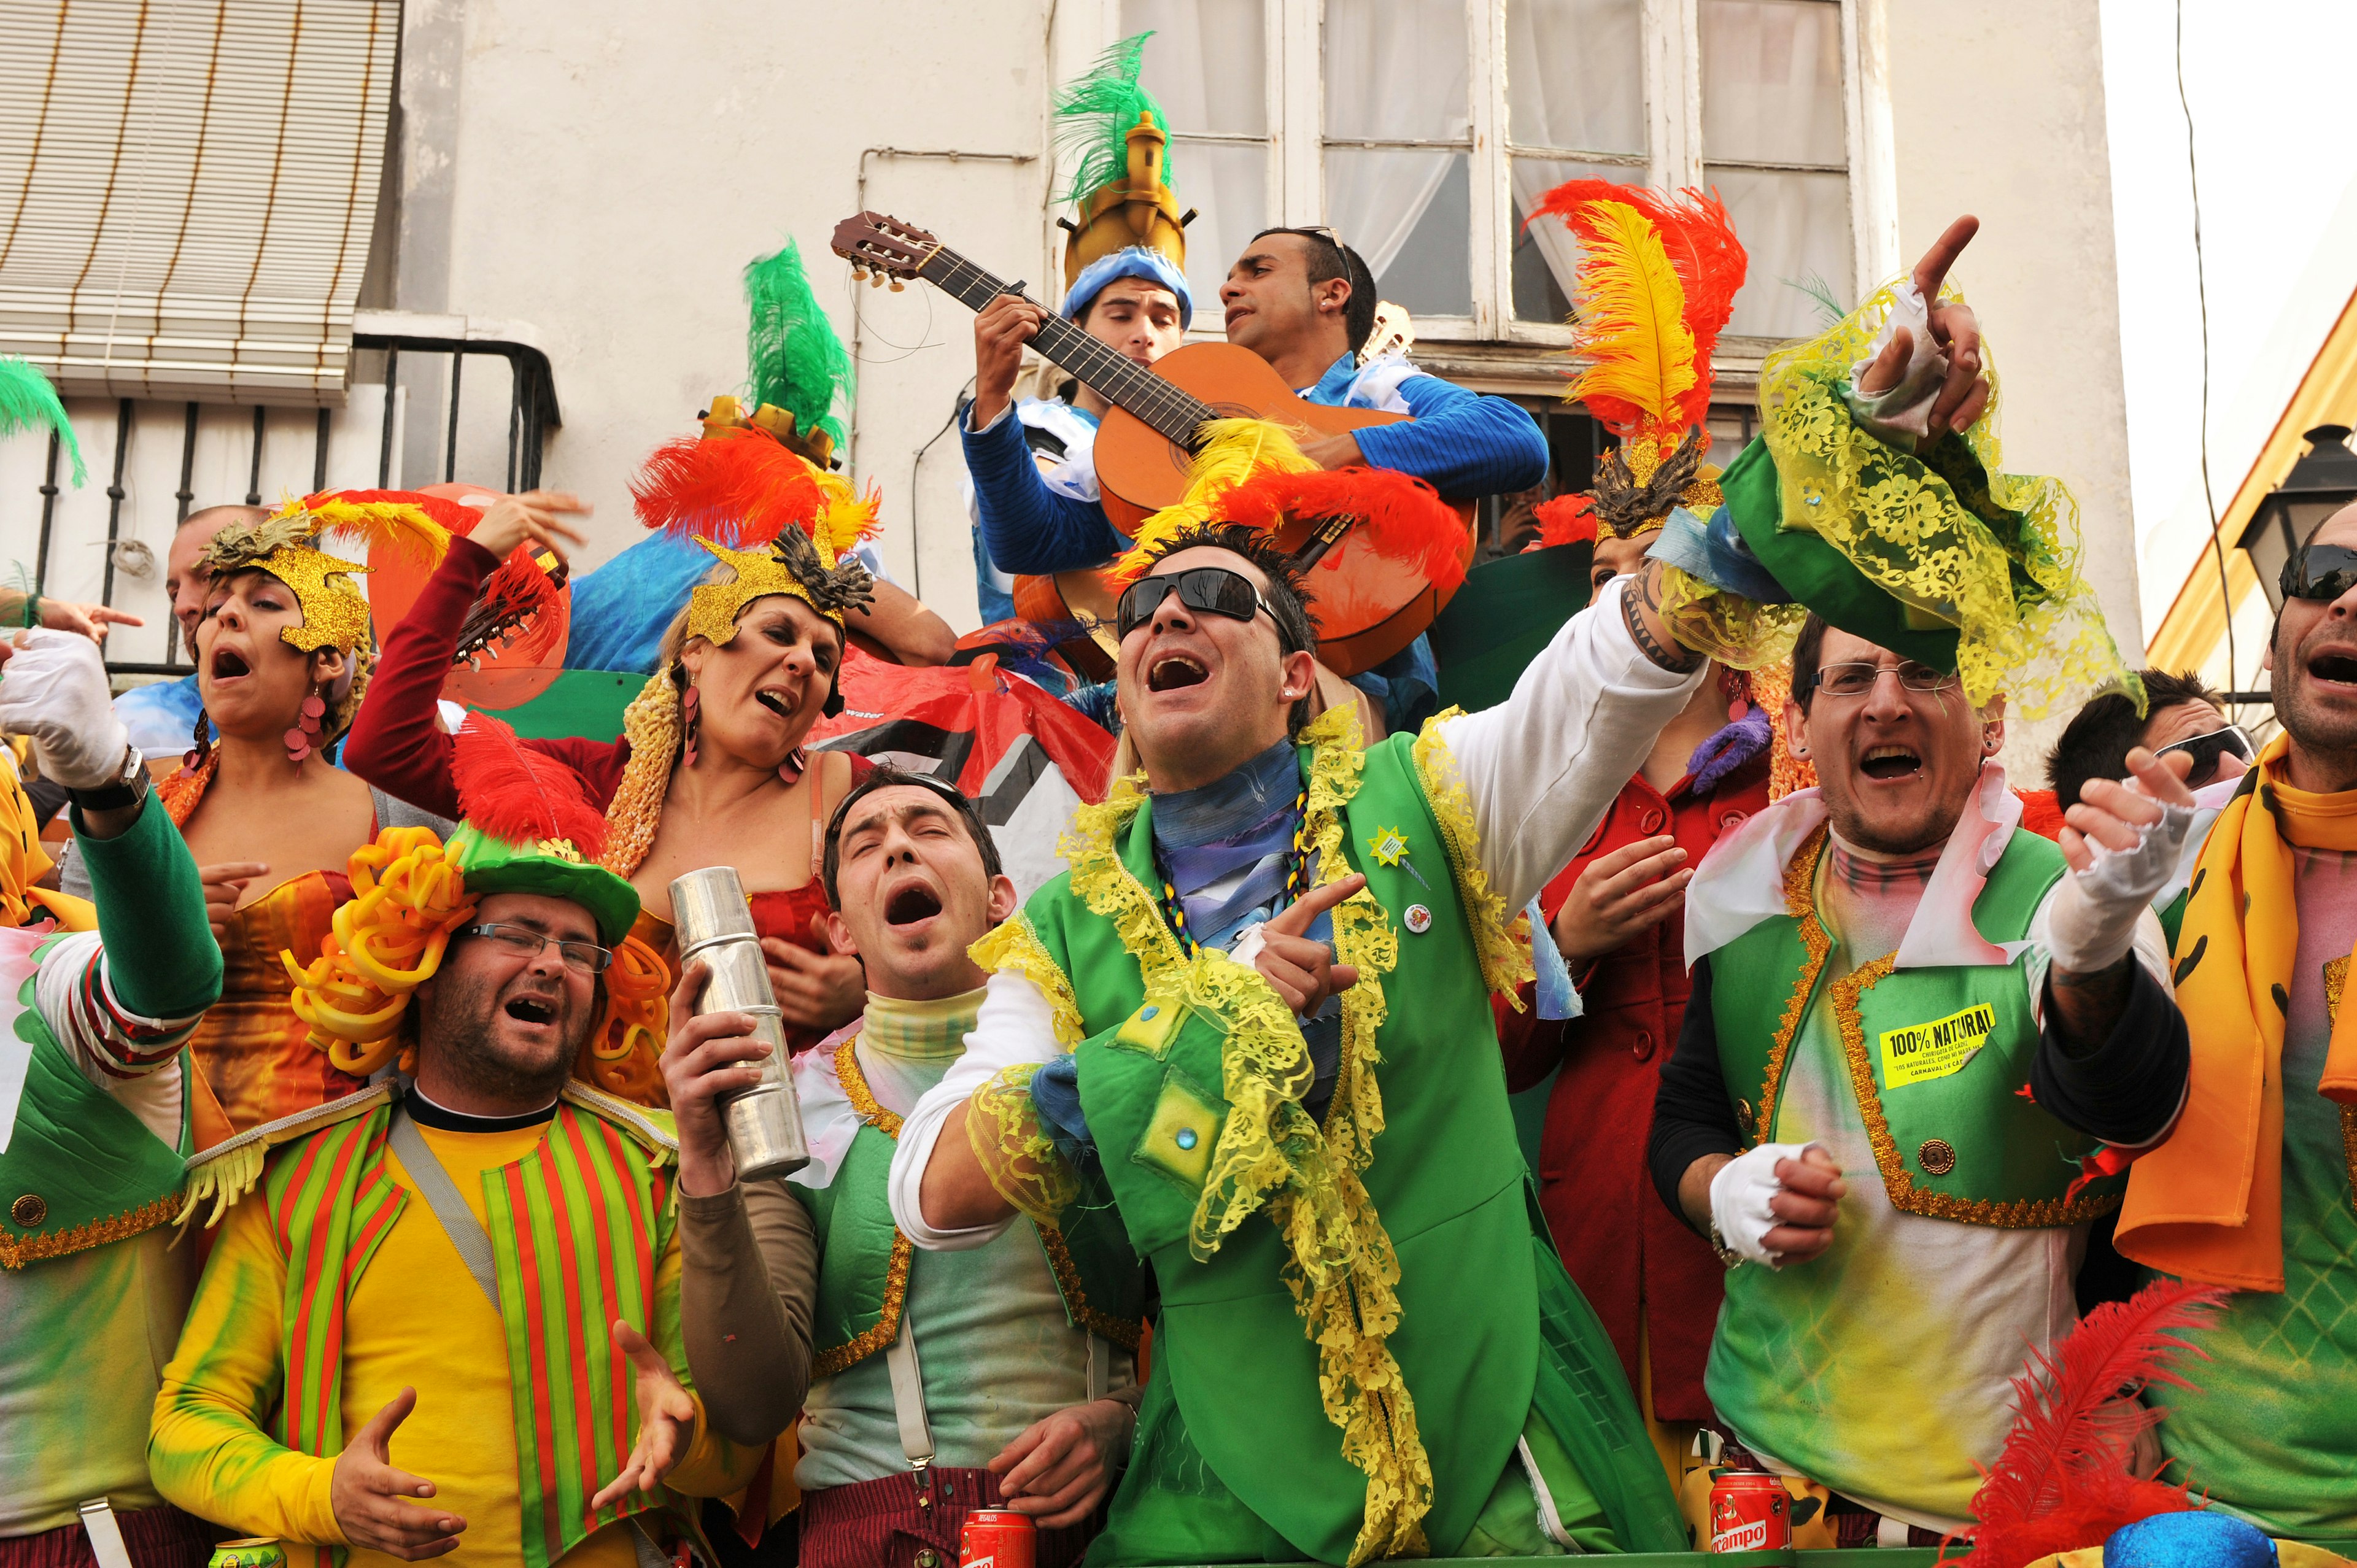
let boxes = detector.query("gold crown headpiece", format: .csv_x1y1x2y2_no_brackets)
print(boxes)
195,495,452,652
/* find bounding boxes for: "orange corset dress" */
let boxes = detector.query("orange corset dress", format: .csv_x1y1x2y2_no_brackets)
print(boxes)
189,871,368,1150
597,881,841,1103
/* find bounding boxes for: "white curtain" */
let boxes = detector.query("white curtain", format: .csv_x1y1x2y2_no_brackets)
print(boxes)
1698,0,1850,337
1506,0,1647,315
1321,0,1468,284
1121,0,1269,319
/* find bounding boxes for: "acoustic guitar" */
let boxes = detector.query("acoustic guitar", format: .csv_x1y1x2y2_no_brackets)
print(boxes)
832,210,1476,676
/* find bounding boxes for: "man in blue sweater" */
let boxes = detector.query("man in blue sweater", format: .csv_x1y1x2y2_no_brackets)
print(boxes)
964,228,1549,583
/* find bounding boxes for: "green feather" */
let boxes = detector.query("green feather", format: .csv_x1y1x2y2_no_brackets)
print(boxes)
743,239,854,447
1053,31,1174,206
0,357,85,486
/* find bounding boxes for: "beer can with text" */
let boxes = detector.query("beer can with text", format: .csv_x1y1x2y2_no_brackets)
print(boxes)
958,1508,1036,1568
209,1542,287,1568
1708,1468,1790,1553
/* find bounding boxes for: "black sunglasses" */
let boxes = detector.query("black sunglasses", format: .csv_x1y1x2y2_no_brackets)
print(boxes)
1115,566,1274,641
2282,543,2357,603
2155,724,2252,789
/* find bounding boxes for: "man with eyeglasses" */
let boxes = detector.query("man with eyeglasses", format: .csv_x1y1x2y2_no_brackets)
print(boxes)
1647,614,2197,1546
152,717,764,1567
2115,510,2357,1541
877,496,1751,1562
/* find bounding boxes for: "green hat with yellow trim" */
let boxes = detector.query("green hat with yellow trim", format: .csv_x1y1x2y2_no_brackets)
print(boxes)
1725,277,2138,720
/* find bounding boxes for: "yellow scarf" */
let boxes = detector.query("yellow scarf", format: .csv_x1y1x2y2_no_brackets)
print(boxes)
2116,731,2357,1289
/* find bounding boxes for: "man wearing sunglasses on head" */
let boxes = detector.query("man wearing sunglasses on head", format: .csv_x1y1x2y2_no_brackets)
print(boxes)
2115,508,2357,1542
2046,668,2252,946
1646,614,2197,1546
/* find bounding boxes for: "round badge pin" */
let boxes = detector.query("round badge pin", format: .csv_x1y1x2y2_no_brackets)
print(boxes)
1404,903,1433,934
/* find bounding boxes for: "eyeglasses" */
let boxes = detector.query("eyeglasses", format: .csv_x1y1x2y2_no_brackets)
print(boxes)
2281,543,2357,603
2155,724,2253,789
460,922,612,975
1115,566,1275,641
1811,660,1962,699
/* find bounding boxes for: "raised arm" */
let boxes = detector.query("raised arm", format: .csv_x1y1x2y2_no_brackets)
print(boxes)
1428,566,1705,915
340,534,500,820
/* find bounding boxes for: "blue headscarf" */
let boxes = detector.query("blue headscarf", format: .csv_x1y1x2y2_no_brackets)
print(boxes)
1061,245,1193,330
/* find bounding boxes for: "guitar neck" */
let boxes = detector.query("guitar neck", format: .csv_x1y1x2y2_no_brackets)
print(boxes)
919,245,1210,448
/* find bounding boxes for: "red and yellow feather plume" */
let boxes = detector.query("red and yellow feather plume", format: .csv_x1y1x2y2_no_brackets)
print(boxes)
318,488,567,669
632,426,878,566
1529,493,1596,551
1217,466,1470,598
1530,179,1748,449
1565,199,1697,449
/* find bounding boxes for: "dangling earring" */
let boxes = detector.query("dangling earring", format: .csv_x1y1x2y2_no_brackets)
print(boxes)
1719,666,1751,724
777,746,808,787
681,682,701,768
285,682,325,765
185,708,212,771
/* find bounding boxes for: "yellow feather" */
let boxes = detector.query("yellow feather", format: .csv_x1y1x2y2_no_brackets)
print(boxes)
304,497,454,566
1570,199,1697,439
1109,417,1318,582
807,467,881,565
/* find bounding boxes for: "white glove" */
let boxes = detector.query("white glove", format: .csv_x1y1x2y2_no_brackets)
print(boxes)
0,628,132,790
1708,1140,1824,1268
1844,280,1949,449
2045,799,2199,975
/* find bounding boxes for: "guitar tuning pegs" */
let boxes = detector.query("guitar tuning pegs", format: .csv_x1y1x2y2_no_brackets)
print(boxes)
850,265,869,280
870,272,888,288
888,278,905,292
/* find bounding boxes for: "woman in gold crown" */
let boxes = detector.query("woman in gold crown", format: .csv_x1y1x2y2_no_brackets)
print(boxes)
61,497,463,1148
344,428,883,1066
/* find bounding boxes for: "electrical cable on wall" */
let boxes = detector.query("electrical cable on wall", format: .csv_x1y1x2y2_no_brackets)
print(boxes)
2177,0,2235,699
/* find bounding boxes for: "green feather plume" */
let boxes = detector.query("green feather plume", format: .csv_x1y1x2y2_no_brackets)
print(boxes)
744,239,854,447
0,357,85,486
1054,31,1173,206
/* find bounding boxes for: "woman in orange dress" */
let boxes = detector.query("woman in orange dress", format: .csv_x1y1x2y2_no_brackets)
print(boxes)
138,503,459,1148
343,423,884,1091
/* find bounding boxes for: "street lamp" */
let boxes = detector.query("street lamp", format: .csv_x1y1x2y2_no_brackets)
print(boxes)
2240,424,2357,611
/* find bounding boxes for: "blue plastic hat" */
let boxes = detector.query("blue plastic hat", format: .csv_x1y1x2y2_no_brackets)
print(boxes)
1061,246,1193,330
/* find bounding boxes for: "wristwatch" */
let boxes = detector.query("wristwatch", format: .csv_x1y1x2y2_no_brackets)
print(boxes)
68,744,150,814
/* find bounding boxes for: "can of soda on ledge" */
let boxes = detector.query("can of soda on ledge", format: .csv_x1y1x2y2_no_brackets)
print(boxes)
1708,1467,1791,1553
209,1542,287,1568
958,1508,1036,1568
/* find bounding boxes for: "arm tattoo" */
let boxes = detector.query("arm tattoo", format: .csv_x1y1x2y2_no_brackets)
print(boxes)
1622,564,1705,674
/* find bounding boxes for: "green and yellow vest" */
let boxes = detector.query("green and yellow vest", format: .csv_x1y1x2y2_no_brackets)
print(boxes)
794,1040,1145,1378
180,1081,708,1568
1708,826,2122,1224
1,931,190,1269
972,713,1682,1565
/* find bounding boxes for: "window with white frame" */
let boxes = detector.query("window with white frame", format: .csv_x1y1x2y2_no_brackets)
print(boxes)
1120,0,1865,350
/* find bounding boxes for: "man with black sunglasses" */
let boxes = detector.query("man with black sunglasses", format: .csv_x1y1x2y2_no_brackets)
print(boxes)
872,505,1782,1560
2116,509,2357,1541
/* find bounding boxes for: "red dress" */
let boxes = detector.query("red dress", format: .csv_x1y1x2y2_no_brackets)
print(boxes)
1495,750,1769,1423
344,536,868,1075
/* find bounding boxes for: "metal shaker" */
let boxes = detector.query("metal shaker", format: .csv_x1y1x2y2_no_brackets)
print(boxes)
669,865,810,1180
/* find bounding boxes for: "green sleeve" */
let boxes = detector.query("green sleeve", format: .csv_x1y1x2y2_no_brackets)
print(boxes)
71,797,223,1020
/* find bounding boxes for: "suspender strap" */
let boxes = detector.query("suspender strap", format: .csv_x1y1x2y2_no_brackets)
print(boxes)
387,1104,502,1311
884,1311,936,1470
1087,1330,1107,1401
77,1500,134,1568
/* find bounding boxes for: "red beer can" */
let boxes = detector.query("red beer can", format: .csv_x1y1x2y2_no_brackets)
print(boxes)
1708,1467,1791,1553
959,1508,1037,1568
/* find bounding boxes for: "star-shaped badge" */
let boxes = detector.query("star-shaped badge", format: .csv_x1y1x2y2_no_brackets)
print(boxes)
1367,825,1411,868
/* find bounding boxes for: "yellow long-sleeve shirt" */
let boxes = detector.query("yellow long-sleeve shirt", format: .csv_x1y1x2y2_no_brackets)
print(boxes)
152,1121,751,1566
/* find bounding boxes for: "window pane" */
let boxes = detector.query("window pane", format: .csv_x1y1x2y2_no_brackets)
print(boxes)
1709,166,1849,338
1168,138,1268,320
1510,157,1645,322
1700,0,1845,166
1324,0,1469,144
1123,0,1265,136
1507,0,1644,156
1329,149,1472,318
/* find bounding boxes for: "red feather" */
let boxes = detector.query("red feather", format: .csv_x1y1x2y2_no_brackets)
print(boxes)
630,427,828,549
320,487,565,661
1530,493,1597,551
1527,179,1748,438
449,713,608,860
1213,466,1469,598
1951,1279,2228,1568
